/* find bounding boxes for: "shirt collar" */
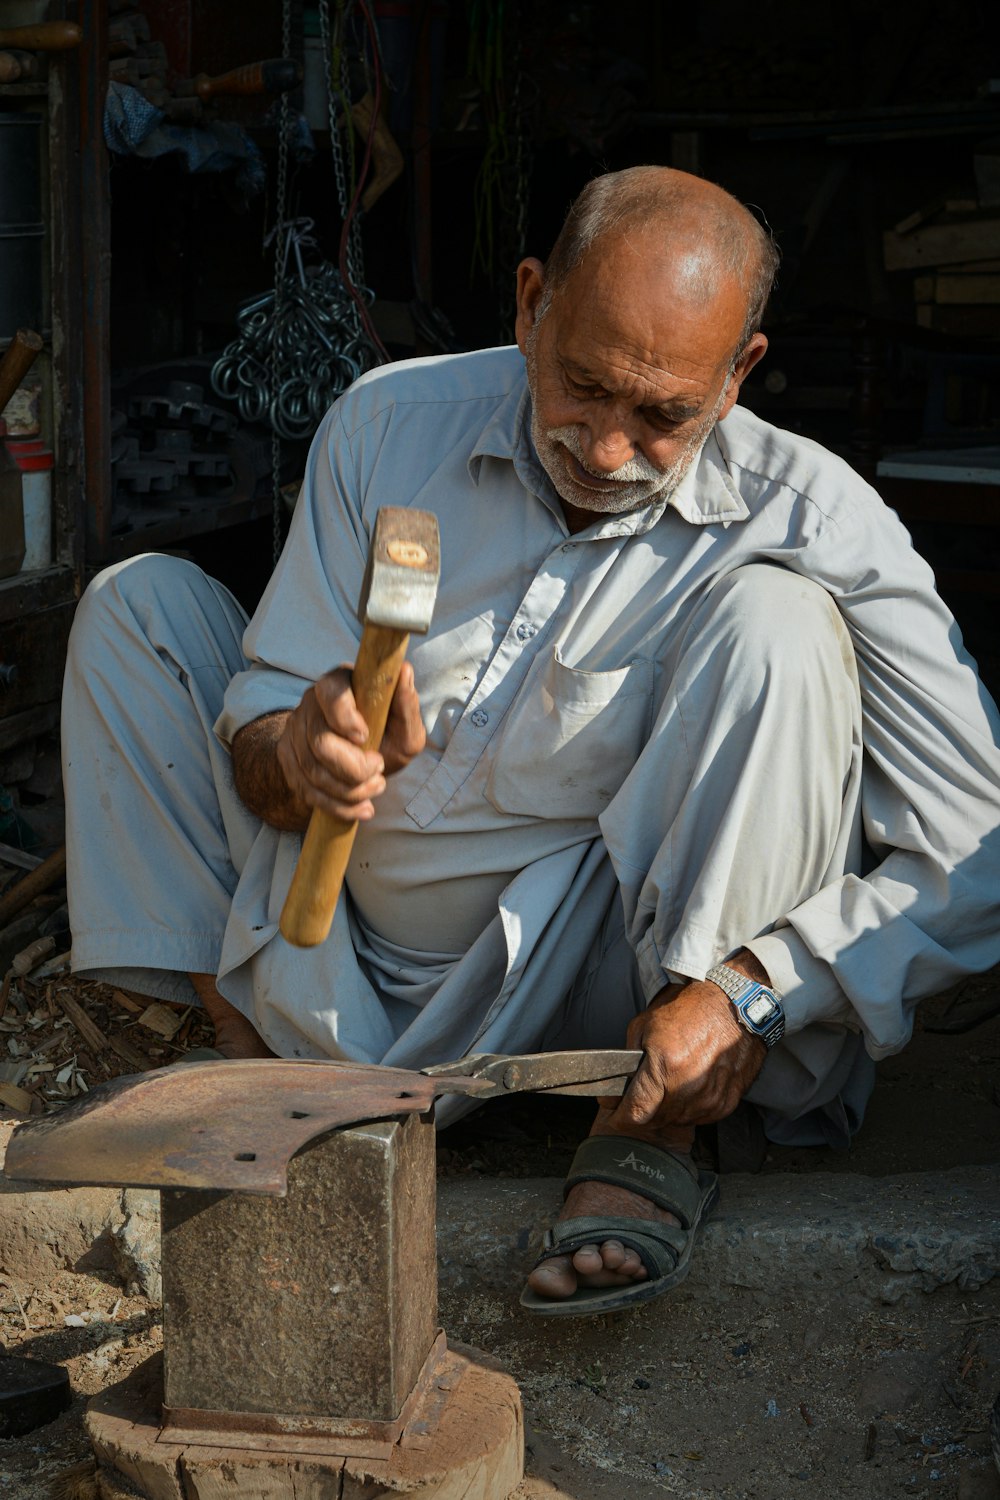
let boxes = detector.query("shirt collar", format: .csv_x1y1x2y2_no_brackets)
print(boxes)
669,420,750,526
467,360,750,530
468,368,526,480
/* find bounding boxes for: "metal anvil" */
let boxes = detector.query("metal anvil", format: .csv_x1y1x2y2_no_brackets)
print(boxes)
3,1051,639,1497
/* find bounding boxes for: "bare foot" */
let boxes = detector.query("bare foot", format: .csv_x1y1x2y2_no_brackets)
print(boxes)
189,973,275,1060
525,1113,694,1302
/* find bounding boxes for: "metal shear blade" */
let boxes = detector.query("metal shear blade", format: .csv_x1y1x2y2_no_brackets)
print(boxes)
422,1049,642,1098
2,1051,641,1199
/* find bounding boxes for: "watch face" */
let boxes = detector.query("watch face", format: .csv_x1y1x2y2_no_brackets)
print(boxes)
745,995,777,1027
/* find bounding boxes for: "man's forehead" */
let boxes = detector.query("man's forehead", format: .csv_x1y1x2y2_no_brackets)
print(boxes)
548,230,746,371
569,222,736,294
553,326,717,411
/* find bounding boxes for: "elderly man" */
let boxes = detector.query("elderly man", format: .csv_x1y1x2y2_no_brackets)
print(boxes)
62,166,1000,1316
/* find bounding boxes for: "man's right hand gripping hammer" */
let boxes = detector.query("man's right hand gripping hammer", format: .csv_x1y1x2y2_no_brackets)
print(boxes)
279,506,440,948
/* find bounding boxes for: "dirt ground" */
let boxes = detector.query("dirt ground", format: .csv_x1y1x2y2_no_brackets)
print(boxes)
0,1258,996,1500
0,835,996,1498
439,979,1000,1498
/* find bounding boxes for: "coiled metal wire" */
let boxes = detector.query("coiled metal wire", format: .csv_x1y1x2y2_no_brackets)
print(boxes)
210,220,379,441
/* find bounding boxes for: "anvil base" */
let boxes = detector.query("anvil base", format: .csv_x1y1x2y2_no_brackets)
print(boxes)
86,1345,523,1499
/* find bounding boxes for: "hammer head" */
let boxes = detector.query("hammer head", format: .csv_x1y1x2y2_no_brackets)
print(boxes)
359,506,440,634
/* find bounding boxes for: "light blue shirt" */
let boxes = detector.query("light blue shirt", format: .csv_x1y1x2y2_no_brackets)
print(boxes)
217,346,1000,1064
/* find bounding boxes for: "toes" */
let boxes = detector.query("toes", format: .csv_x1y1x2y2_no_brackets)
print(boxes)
595,1239,630,1272
604,1243,646,1279
526,1240,651,1302
570,1240,649,1285
619,1247,648,1280
526,1254,577,1300
571,1243,606,1275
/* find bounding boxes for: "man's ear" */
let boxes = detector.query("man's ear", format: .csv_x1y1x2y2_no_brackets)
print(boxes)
514,258,546,354
718,333,768,421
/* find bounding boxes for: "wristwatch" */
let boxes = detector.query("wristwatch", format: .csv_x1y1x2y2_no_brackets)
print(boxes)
705,963,785,1049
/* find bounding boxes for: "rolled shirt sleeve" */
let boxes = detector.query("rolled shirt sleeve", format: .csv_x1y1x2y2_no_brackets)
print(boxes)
747,490,1000,1057
215,400,379,746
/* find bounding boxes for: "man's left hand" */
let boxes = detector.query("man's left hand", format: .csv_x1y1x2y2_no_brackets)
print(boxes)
610,955,769,1130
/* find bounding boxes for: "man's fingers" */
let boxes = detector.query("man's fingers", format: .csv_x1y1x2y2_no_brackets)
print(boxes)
277,706,387,821
291,713,384,789
609,982,771,1130
277,659,424,820
313,661,425,771
308,727,383,785
314,668,369,744
383,661,426,770
612,1054,666,1127
291,754,385,814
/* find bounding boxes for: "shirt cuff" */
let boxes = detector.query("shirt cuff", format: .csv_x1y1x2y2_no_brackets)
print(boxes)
214,666,315,747
634,926,697,1002
745,925,857,1034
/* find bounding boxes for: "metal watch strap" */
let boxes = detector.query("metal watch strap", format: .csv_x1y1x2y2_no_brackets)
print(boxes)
705,963,785,1048
705,963,757,1004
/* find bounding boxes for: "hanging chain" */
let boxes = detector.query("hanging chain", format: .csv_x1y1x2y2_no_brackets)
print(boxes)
320,0,364,338
269,0,294,564
340,38,365,292
511,62,532,288
321,0,350,228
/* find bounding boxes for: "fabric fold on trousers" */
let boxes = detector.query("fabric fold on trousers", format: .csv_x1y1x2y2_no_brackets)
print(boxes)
64,552,878,1145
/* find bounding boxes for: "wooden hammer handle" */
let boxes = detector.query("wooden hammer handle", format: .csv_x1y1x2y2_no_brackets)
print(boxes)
279,624,410,948
0,22,82,50
0,330,43,418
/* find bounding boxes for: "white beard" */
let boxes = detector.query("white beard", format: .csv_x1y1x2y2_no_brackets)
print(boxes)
525,341,724,515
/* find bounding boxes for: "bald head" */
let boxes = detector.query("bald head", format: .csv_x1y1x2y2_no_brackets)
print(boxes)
542,166,779,358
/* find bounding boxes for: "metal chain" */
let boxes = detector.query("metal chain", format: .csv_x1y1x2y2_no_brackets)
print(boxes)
320,0,364,337
321,0,349,221
210,237,367,440
270,0,294,564
340,37,365,291
511,65,532,284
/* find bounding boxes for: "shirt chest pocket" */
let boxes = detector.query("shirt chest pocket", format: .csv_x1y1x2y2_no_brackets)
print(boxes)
485,650,655,820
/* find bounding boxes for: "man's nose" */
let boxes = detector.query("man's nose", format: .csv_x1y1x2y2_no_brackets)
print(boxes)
581,408,637,472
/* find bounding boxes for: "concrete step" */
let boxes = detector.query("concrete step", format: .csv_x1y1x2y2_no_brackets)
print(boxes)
437,1164,1000,1311
1,1107,996,1308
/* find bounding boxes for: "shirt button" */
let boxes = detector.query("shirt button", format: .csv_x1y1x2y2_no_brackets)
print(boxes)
515,622,537,642
470,708,489,728
561,543,573,553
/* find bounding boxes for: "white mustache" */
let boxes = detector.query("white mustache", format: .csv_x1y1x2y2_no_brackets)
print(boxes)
546,424,664,485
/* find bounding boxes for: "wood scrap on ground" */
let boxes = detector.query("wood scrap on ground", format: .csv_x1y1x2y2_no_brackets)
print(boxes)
0,976,214,1115
0,845,214,1116
0,845,67,928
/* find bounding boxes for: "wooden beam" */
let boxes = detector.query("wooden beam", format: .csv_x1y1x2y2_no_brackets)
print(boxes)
884,219,1000,270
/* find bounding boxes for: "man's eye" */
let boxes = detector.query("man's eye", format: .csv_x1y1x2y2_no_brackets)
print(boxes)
567,378,605,398
646,410,685,431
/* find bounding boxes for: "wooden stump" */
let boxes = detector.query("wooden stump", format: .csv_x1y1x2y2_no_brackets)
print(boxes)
86,1347,524,1500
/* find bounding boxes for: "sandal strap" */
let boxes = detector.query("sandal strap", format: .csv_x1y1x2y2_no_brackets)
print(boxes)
564,1136,703,1228
537,1214,688,1279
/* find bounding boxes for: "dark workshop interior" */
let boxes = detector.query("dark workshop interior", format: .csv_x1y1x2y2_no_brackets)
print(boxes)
0,0,998,824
